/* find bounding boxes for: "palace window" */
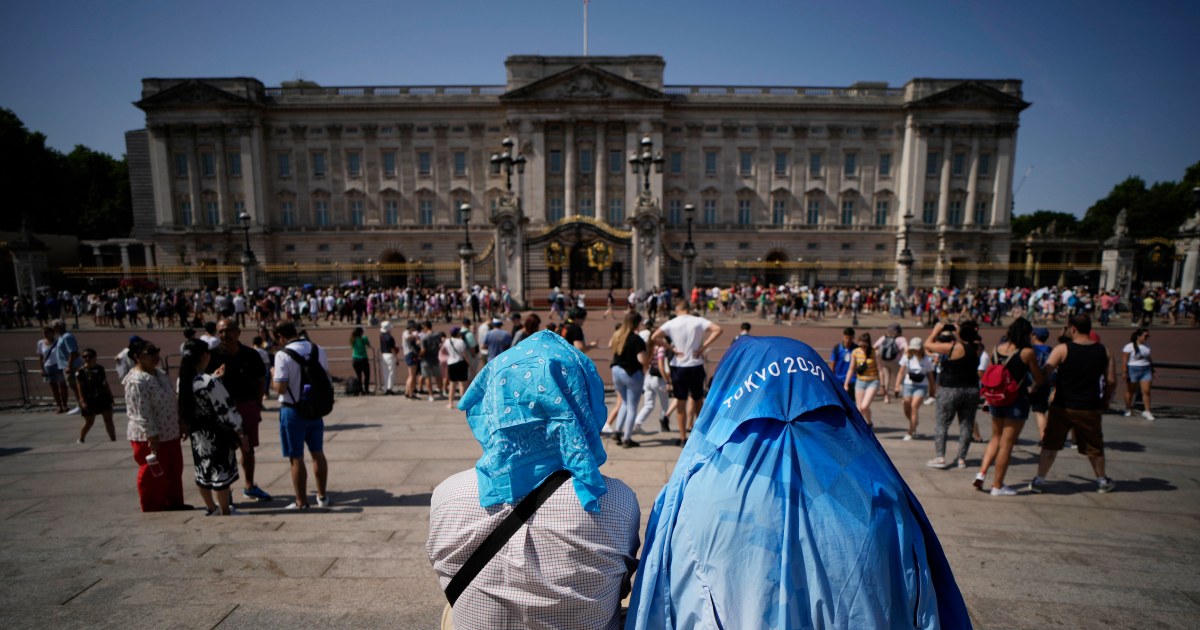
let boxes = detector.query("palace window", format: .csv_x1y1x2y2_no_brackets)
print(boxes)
949,200,964,225
417,151,432,176
579,149,593,174
978,153,992,177
311,152,326,178
227,152,242,177
347,152,362,178
844,153,857,177
277,153,291,178
419,199,434,225
453,151,467,177
200,152,215,178
179,200,193,226
703,199,717,224
349,199,364,226
875,201,889,226
975,200,989,225
610,150,623,174
669,151,683,175
705,150,718,175
878,153,892,178
281,201,294,226
548,197,564,222
233,200,244,218
579,198,594,218
205,201,219,225
841,200,855,226
739,151,753,176
809,152,822,178
385,199,399,225
922,200,937,225
549,150,563,174
668,199,682,225
774,152,788,176
382,151,396,177
952,152,965,176
772,198,786,225
737,199,752,225
174,153,188,178
806,199,820,225
926,152,940,177
315,200,330,226
608,198,624,224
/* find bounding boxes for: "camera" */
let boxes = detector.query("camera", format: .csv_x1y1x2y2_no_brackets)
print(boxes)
936,323,956,343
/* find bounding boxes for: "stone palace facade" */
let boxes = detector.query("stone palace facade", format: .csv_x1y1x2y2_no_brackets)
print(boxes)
127,55,1029,302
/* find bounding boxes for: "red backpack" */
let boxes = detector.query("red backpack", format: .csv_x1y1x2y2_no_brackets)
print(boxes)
980,350,1021,407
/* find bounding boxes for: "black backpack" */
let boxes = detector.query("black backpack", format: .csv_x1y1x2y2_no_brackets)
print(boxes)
880,336,899,362
282,343,335,418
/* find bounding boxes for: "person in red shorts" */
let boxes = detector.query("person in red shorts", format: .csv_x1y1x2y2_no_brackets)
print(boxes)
209,318,272,502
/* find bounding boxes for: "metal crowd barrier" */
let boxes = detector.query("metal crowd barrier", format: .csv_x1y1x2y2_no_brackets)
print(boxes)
1143,362,1200,394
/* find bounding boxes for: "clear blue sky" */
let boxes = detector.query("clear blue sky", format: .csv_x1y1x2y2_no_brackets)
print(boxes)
2,0,1196,218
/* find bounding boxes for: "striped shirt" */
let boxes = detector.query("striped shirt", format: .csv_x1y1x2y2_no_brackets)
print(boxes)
426,470,640,630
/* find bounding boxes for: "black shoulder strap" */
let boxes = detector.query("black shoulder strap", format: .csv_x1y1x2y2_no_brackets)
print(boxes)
444,470,571,606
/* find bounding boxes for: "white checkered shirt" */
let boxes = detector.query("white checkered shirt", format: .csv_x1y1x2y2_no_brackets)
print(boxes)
427,470,641,630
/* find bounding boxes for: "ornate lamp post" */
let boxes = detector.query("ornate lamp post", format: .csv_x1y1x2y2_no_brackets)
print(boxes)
237,211,257,292
458,203,474,289
895,210,915,295
628,136,664,194
682,203,697,300
490,137,527,194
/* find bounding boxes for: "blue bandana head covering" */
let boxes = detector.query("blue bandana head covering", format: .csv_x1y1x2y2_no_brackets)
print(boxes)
626,336,970,629
458,330,609,512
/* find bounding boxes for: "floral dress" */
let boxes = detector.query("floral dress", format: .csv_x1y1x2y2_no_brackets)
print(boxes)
187,373,244,490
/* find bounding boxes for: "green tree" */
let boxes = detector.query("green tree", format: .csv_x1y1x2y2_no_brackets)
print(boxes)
0,108,131,238
1079,161,1200,238
1011,210,1078,236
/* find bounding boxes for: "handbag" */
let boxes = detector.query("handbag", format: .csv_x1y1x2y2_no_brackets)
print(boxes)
444,470,571,606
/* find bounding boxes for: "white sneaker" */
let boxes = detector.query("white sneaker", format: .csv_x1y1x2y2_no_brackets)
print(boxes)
1122,410,1132,417
990,485,1018,497
923,397,935,406
67,406,81,415
902,433,913,441
1142,410,1156,421
600,424,614,435
316,495,330,508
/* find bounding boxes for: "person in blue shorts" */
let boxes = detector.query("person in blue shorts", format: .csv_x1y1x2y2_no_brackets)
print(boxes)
272,322,330,510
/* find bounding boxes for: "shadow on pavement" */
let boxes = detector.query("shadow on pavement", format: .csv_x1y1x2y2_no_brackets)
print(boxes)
325,423,383,431
0,446,31,457
1104,441,1146,453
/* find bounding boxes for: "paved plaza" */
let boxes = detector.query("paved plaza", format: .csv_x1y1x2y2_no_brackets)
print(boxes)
1,371,1198,629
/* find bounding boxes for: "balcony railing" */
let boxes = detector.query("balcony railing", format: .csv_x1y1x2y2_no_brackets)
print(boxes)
263,85,506,99
663,85,904,99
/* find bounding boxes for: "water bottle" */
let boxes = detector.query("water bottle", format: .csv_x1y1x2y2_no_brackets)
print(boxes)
145,453,164,478
301,383,312,401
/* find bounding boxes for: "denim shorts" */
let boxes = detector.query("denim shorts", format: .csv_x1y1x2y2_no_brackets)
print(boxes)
1127,365,1152,383
990,396,1031,421
902,382,929,398
280,405,324,459
854,379,880,392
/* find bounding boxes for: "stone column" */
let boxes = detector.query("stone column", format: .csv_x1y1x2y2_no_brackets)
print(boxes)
119,243,131,279
594,121,606,221
964,132,980,227
991,126,1015,227
528,120,546,223
1181,243,1199,294
91,245,103,267
564,121,576,217
896,117,915,221
148,125,174,227
936,133,952,227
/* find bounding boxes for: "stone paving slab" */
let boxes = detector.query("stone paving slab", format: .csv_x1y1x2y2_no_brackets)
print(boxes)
0,393,1197,629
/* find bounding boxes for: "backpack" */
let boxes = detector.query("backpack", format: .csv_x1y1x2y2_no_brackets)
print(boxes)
281,343,335,418
980,350,1021,407
880,336,899,362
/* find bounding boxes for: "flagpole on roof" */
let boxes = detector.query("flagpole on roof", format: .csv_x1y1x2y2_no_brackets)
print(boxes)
583,0,589,56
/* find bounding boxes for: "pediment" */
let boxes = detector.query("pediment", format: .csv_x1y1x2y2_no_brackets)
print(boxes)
137,80,253,109
501,65,667,102
907,81,1030,111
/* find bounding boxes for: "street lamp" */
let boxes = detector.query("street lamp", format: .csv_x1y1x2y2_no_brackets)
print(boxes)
490,137,527,193
237,211,256,292
458,203,474,289
896,210,915,294
682,203,697,299
628,136,664,194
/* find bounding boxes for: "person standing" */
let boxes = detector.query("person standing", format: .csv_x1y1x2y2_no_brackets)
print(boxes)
349,326,371,395
379,321,400,395
209,318,271,503
441,327,471,410
562,308,598,354
923,321,983,470
52,320,83,414
123,339,189,512
874,323,907,403
974,318,1045,496
484,316,513,361
651,301,723,446
403,322,422,399
1121,328,1155,420
74,348,116,443
1029,314,1118,494
272,322,330,510
178,339,245,516
37,326,69,413
610,311,648,448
